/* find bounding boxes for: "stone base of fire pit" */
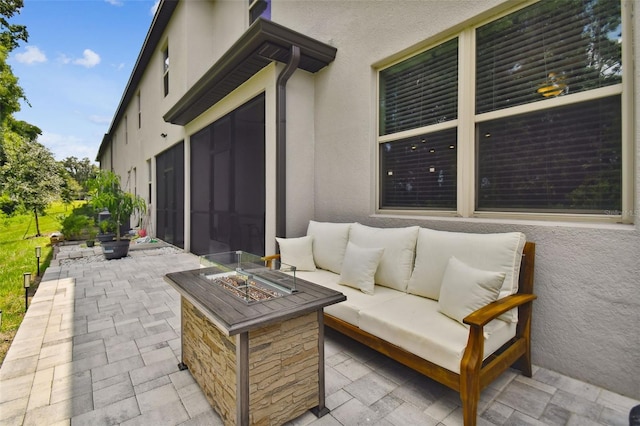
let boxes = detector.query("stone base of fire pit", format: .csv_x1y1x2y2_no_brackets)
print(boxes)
165,262,345,425
182,298,321,425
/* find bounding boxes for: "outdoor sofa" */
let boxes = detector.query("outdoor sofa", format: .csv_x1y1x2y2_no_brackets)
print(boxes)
267,221,536,425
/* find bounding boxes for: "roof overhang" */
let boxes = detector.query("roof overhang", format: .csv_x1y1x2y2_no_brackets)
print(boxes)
163,18,337,126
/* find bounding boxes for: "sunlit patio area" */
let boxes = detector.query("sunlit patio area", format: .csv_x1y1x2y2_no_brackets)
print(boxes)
0,243,637,426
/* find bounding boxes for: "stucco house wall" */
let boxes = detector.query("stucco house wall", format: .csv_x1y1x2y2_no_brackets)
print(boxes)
105,0,252,236
277,1,640,399
99,0,639,399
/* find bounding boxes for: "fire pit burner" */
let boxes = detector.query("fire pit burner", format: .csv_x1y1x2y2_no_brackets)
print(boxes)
205,272,285,302
199,251,296,303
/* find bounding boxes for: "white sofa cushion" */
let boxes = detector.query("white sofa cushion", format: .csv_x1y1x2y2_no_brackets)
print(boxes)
295,270,406,327
276,235,316,271
438,257,505,325
306,221,351,274
348,223,419,292
407,228,526,322
338,242,384,295
359,294,516,374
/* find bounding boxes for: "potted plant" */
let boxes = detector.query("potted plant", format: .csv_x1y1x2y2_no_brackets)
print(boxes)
96,216,116,242
88,170,147,260
83,222,98,247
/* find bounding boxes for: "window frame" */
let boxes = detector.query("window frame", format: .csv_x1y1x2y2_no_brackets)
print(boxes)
137,91,141,128
375,0,634,224
162,45,170,97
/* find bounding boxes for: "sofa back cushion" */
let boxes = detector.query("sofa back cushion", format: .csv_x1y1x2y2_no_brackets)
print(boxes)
348,223,420,292
407,228,525,322
306,221,352,274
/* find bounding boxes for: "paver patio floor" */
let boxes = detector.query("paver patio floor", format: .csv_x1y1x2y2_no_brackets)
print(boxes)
0,243,637,425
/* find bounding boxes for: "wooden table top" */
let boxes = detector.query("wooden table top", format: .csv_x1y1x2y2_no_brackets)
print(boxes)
165,267,346,335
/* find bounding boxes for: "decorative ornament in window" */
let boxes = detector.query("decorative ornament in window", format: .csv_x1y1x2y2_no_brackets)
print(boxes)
536,72,568,98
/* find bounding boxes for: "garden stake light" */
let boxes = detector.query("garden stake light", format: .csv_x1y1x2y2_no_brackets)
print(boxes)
23,272,31,311
36,246,42,276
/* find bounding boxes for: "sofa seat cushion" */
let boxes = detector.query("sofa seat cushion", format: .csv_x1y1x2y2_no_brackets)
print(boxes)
358,294,516,374
295,270,406,327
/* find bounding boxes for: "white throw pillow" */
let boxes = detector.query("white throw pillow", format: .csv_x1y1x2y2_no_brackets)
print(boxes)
306,221,352,274
276,235,316,271
438,257,505,325
348,223,419,292
407,228,525,322
338,242,384,295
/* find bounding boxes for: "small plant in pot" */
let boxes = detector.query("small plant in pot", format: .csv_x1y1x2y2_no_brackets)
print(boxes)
96,217,116,242
88,170,147,260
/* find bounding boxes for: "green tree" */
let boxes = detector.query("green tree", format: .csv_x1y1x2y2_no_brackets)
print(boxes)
61,156,98,198
0,44,25,122
58,165,82,204
0,0,28,51
0,135,63,236
88,170,146,241
1,0,33,167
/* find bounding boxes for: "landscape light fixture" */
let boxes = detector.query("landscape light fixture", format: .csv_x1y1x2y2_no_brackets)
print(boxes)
23,272,31,311
35,246,42,276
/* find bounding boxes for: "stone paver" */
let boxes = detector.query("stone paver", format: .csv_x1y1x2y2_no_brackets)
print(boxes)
0,242,638,426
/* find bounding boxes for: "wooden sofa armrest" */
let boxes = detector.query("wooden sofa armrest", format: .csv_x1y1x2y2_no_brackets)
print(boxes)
262,254,281,268
463,293,537,328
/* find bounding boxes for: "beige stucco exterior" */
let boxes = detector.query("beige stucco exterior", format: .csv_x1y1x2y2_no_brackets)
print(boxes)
99,0,640,400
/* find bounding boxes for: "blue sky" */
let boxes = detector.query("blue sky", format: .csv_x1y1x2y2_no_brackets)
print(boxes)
8,0,160,161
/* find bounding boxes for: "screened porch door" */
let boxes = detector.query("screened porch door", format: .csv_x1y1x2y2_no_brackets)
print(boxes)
190,94,265,256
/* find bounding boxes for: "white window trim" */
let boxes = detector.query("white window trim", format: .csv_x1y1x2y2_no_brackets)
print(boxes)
375,0,634,225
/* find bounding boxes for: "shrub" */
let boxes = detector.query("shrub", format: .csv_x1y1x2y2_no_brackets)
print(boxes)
0,194,20,216
61,213,96,241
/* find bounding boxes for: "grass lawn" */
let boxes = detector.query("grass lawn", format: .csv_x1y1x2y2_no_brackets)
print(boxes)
0,201,82,364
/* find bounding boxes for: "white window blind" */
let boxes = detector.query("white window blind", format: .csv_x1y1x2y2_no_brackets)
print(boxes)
379,38,458,136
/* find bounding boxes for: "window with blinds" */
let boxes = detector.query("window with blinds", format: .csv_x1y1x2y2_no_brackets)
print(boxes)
477,96,621,212
476,0,621,114
380,129,457,209
377,0,625,219
379,38,458,136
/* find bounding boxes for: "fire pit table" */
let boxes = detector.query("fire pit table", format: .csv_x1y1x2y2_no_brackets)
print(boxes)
164,251,346,426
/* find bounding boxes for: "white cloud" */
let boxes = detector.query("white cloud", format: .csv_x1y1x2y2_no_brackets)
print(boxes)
14,46,47,65
105,0,123,6
73,49,101,68
39,131,98,161
151,0,160,16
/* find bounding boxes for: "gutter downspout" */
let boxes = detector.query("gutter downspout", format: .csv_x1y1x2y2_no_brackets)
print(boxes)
275,45,301,238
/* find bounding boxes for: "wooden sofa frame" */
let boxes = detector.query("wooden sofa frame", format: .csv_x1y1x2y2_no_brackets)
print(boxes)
266,241,536,426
